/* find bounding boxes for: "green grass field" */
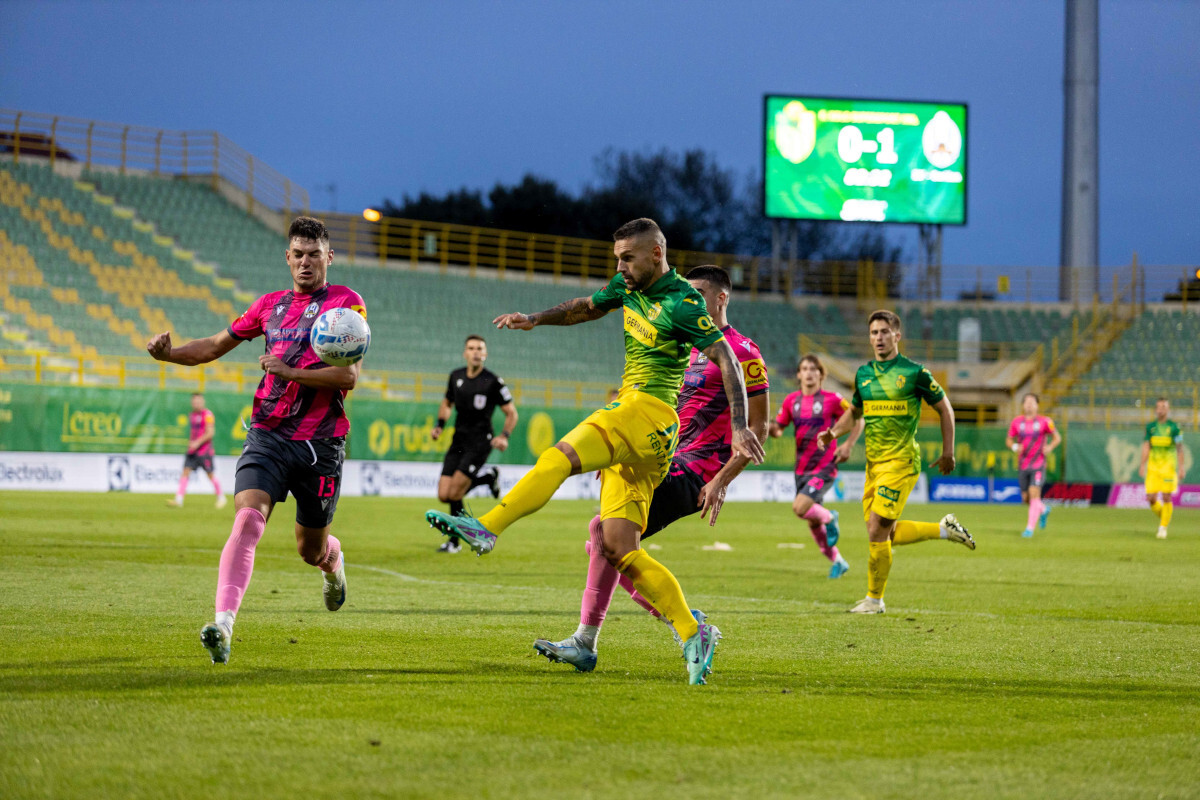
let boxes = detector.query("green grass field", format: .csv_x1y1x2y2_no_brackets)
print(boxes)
1,492,1197,799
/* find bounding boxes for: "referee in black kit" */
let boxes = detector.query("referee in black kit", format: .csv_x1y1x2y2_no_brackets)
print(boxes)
431,334,519,553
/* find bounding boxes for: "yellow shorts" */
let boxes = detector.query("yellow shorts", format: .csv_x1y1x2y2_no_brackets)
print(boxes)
1145,468,1178,497
560,390,679,531
862,459,920,522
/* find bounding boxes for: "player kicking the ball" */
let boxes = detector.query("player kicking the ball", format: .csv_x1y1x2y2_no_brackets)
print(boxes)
426,219,765,684
533,265,770,673
818,310,975,614
147,216,365,663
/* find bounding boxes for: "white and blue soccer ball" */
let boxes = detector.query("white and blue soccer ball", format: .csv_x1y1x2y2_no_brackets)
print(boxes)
310,307,371,366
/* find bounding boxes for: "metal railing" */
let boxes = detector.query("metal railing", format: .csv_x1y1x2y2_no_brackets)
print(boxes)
0,350,611,410
0,109,309,218
797,333,1046,364
1058,379,1200,430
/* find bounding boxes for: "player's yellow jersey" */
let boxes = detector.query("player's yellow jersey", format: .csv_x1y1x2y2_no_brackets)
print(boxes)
851,353,945,469
1145,419,1182,474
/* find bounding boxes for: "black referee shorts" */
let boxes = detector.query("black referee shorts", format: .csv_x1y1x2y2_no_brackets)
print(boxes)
441,433,493,479
234,427,346,528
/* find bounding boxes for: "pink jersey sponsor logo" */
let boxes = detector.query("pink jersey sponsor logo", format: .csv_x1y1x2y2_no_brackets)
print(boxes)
1007,415,1054,471
188,409,215,456
228,284,365,441
673,326,769,483
776,389,848,476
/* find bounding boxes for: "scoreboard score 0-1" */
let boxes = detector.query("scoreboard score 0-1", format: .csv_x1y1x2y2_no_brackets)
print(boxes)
763,95,967,225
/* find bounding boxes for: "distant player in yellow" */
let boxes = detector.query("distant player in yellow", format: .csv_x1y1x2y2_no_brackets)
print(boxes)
1140,397,1185,539
425,217,765,684
818,310,975,614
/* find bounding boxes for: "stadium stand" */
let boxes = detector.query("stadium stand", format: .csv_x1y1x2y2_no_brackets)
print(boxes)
1065,310,1200,405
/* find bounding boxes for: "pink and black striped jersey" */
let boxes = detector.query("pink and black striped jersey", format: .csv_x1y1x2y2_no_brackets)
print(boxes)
228,283,366,441
672,325,769,482
776,389,850,476
188,409,215,456
1007,414,1056,471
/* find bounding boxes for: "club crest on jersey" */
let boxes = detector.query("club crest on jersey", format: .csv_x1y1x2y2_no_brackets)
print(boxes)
895,375,906,389
813,398,824,416
473,394,487,410
303,302,320,318
646,303,662,321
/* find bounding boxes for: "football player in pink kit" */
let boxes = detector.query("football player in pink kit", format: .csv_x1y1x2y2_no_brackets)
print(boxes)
167,393,227,509
1005,393,1061,538
534,265,770,672
146,217,365,664
770,355,863,578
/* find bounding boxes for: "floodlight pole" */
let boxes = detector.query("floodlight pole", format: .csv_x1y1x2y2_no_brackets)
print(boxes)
1060,0,1099,303
918,224,943,301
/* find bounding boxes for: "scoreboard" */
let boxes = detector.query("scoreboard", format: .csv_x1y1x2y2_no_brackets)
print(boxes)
763,95,967,225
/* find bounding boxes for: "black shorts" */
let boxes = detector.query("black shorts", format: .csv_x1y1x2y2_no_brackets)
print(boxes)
234,427,345,528
441,433,493,479
642,464,706,539
1018,467,1046,493
795,468,837,504
183,453,214,473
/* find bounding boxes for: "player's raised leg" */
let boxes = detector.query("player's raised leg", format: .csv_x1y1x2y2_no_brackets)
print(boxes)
203,489,272,663
426,403,626,552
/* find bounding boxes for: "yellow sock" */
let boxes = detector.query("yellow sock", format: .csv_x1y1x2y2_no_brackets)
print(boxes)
617,549,698,641
893,520,941,546
1161,501,1173,528
867,541,892,600
1151,500,1162,518
478,447,572,534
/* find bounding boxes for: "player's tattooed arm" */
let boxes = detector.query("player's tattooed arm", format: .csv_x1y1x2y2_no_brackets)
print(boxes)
703,339,765,464
493,297,607,330
147,329,240,365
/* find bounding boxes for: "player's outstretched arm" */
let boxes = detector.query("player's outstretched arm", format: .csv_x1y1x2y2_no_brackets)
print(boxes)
699,390,771,525
146,330,240,366
493,297,607,330
260,357,359,391
818,406,860,450
932,396,957,474
835,415,865,463
702,338,765,465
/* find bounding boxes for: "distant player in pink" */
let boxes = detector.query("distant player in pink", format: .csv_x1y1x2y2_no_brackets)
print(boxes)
147,216,365,664
167,393,226,509
1005,393,1061,538
769,354,863,578
533,266,771,672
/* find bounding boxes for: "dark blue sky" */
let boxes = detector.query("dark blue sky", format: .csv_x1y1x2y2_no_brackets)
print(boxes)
3,0,1197,272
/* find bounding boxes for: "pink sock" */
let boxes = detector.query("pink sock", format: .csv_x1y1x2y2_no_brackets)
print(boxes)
1027,499,1042,531
316,534,342,573
802,503,833,526
211,475,223,495
619,571,660,617
580,517,619,627
215,508,266,614
176,472,189,498
809,523,840,562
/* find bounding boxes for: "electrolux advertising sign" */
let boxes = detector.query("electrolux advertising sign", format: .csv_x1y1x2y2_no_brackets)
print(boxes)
764,95,967,225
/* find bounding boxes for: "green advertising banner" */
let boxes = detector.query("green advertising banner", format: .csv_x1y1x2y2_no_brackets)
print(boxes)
0,384,1065,480
0,384,597,465
1065,428,1194,483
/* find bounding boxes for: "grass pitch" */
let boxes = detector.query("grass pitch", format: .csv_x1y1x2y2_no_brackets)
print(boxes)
1,492,1197,799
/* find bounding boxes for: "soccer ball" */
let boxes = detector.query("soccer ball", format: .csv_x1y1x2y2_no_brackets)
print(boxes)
310,307,371,366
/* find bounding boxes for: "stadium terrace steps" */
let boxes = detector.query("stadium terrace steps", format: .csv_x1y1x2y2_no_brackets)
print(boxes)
1063,310,1200,405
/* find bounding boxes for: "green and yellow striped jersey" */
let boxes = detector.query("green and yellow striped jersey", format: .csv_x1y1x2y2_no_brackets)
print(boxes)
591,270,724,408
1144,419,1182,473
851,353,946,467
